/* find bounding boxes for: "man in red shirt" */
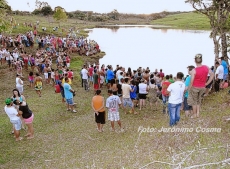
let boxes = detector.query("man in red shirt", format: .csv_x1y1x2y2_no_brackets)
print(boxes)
161,75,171,113
159,69,165,78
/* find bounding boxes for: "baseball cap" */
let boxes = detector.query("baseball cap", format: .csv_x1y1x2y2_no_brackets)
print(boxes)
5,98,13,105
195,54,202,59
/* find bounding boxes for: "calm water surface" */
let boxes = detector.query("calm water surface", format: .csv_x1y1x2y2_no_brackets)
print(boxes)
87,27,214,76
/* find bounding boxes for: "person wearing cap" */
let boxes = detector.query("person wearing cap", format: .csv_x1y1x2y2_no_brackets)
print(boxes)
106,89,124,132
188,54,214,118
91,90,105,132
4,98,23,141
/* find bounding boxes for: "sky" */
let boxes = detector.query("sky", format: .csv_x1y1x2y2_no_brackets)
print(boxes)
6,0,193,14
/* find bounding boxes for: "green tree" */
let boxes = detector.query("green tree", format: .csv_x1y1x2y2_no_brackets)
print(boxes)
41,6,53,16
186,0,230,60
0,0,11,33
53,8,68,27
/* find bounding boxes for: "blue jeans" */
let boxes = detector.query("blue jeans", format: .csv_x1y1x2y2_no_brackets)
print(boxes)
168,103,181,126
162,95,169,104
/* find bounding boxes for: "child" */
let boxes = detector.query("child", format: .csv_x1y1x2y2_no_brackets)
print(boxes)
28,72,34,87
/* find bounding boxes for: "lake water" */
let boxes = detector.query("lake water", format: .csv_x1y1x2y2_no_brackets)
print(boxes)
87,26,214,76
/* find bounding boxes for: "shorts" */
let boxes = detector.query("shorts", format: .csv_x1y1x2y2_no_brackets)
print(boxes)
44,73,48,79
187,87,206,106
29,79,34,83
24,114,34,124
139,94,147,99
131,97,137,100
67,63,70,67
95,111,105,124
89,76,93,82
123,98,133,107
10,119,21,131
48,72,51,78
66,98,74,105
118,94,122,97
108,111,120,121
183,97,192,111
94,84,99,90
107,79,111,84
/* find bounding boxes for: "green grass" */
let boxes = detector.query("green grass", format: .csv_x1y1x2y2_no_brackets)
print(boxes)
151,12,211,30
0,15,230,168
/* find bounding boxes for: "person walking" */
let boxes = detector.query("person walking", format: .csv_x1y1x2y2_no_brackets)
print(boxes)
106,90,124,132
188,54,214,118
91,90,105,132
167,72,185,126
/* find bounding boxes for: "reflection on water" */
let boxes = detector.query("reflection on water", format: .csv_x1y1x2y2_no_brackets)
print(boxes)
87,27,214,76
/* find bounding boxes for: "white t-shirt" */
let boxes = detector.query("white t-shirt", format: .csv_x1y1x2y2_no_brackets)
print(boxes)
16,77,23,88
81,68,88,79
106,95,121,112
13,52,18,61
215,65,224,79
4,106,20,121
122,83,131,98
167,81,185,104
139,83,148,94
116,70,122,78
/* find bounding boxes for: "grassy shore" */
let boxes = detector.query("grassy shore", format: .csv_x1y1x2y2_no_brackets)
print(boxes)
1,14,230,168
151,12,210,30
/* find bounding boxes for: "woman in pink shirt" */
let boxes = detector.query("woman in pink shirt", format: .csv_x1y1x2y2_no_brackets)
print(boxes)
188,54,214,118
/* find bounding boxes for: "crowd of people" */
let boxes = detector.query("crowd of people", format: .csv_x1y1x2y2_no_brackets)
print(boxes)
89,54,229,131
1,28,102,141
2,28,229,139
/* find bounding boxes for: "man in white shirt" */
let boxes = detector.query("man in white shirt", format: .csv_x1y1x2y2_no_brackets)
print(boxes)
214,61,224,92
167,72,185,126
81,64,89,91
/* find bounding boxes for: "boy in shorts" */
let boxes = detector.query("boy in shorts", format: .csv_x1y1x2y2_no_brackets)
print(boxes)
106,90,124,132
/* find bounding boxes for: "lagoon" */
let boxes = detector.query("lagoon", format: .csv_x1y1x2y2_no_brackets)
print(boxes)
87,26,214,76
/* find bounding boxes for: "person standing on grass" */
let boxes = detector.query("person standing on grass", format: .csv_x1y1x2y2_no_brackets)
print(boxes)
16,74,24,95
161,75,171,113
89,64,94,87
122,78,137,114
138,79,148,111
63,77,77,113
34,73,43,97
106,90,124,132
93,70,99,93
188,54,214,118
81,64,89,91
4,98,23,141
106,65,114,89
13,100,34,140
166,72,185,127
91,90,105,132
184,66,195,117
214,61,224,92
